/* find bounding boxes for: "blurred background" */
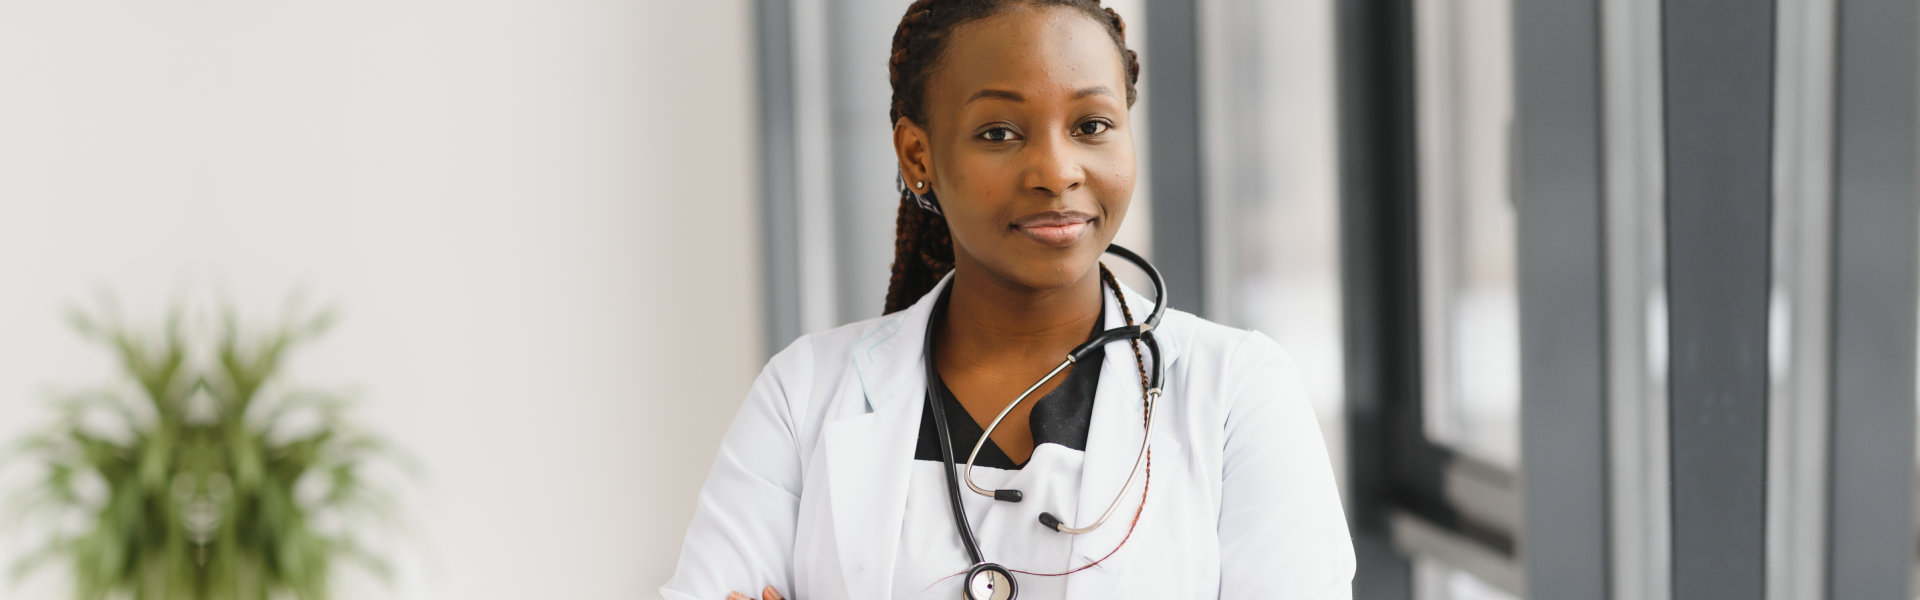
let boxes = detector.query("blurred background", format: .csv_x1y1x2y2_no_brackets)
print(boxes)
0,0,1912,599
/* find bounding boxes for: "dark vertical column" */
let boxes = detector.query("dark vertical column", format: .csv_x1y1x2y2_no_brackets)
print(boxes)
1513,0,1610,597
1826,0,1919,596
1337,0,1417,598
1144,0,1207,317
755,0,802,355
1662,2,1774,598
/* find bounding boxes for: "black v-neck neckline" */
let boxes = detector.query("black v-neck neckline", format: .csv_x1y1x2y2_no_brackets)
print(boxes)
914,287,1106,470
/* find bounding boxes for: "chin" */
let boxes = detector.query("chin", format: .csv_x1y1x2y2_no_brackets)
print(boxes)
998,250,1104,292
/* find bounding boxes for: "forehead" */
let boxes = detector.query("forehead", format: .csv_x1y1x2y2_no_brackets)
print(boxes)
928,5,1126,106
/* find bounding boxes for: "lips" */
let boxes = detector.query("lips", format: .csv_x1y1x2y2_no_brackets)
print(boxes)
1012,210,1095,248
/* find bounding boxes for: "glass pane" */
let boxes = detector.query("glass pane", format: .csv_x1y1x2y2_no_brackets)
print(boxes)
1412,0,1521,469
1415,558,1522,600
1204,0,1346,486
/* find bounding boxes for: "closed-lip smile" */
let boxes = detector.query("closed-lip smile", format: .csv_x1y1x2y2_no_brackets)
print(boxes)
1011,210,1095,248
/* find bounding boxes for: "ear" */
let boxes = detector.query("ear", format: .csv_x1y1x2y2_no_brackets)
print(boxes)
893,117,934,189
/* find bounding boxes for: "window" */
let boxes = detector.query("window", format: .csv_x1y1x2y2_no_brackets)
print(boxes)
1199,0,1347,486
1411,0,1519,471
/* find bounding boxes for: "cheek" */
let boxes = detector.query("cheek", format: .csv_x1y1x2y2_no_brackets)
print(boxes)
932,160,1010,253
1090,157,1138,220
944,150,1013,191
940,154,1018,217
1096,166,1136,200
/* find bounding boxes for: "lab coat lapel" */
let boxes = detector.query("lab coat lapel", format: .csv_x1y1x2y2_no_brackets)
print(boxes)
820,274,950,599
1065,282,1181,600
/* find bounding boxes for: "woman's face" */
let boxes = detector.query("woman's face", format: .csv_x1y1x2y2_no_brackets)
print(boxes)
895,5,1137,293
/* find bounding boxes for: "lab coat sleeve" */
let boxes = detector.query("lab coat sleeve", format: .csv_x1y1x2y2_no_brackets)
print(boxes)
1216,332,1355,599
660,338,813,600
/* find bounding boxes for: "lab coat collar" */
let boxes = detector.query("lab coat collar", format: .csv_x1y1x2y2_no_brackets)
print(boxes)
849,270,1184,412
824,268,1185,598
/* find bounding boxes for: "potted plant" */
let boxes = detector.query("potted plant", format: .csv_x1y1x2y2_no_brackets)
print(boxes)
6,301,406,600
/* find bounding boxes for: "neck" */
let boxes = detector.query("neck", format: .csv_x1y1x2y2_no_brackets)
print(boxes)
937,263,1105,368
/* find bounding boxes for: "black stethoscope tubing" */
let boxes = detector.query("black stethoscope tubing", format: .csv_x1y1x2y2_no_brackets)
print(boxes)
925,348,986,563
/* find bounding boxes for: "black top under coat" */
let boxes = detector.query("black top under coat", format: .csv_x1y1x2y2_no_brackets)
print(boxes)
914,296,1105,470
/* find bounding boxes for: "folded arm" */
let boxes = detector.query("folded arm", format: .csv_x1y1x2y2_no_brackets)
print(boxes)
662,341,814,600
1215,333,1356,599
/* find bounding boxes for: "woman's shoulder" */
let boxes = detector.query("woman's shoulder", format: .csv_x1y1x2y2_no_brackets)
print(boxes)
742,312,911,452
750,309,922,426
1155,307,1292,369
1152,308,1309,415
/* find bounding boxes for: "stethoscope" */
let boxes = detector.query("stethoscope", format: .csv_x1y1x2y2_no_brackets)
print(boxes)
921,244,1167,600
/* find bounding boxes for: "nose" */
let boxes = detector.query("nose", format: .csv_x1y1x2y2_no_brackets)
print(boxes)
1021,133,1085,196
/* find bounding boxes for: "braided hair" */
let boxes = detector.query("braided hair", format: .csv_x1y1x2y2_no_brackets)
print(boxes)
881,0,1142,314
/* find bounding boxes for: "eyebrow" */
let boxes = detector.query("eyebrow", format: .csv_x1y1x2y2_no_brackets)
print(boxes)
965,89,1026,104
1073,86,1117,100
963,86,1116,105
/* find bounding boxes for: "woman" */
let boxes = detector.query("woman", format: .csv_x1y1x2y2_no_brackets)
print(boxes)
663,1,1353,598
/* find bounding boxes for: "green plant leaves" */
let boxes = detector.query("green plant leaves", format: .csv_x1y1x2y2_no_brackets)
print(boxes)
6,302,403,600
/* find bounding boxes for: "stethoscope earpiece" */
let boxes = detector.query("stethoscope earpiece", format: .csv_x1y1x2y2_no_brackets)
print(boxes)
1038,512,1062,532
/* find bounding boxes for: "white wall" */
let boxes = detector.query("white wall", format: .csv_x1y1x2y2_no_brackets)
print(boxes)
0,1,760,598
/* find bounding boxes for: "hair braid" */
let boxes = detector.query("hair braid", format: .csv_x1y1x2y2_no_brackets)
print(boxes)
881,0,1142,314
1103,8,1141,105
884,190,956,314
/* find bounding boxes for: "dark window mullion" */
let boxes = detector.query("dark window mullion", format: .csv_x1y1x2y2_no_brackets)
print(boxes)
1662,2,1776,598
1826,0,1919,596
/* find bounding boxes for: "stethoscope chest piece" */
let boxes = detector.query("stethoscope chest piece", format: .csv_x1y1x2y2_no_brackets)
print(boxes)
965,563,1017,600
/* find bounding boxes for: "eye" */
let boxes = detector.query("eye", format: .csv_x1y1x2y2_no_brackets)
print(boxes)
1073,119,1112,137
978,127,1020,142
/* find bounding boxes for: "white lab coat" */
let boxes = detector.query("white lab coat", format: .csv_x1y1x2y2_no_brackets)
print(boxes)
662,273,1354,599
